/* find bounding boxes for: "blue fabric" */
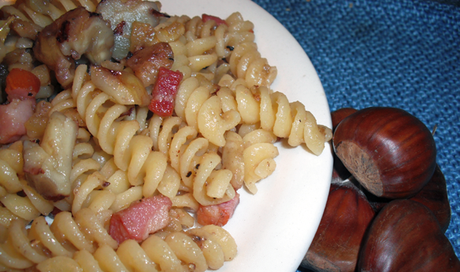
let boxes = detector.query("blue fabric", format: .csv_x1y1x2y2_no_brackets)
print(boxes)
250,0,460,269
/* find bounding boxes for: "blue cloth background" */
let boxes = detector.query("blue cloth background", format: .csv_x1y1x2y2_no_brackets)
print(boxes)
250,0,460,269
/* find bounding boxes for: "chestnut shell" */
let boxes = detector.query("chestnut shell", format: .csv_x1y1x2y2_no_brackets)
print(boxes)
301,182,375,271
333,107,437,199
331,107,357,132
358,199,460,271
410,164,451,232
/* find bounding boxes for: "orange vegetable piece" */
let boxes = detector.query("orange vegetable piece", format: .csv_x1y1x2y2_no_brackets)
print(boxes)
5,68,41,101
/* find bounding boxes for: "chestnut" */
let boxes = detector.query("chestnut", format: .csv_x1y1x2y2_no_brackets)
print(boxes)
301,182,375,271
333,107,437,199
358,199,460,271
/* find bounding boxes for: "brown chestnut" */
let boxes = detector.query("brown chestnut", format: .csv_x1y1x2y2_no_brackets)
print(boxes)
333,107,437,199
358,199,460,271
301,182,375,271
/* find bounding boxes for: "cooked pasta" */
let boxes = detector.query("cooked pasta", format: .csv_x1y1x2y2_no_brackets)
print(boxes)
0,19,55,100
1,0,99,27
0,0,331,271
218,75,332,155
174,76,241,147
0,208,117,270
1,211,235,272
0,141,23,197
67,65,237,211
0,139,55,223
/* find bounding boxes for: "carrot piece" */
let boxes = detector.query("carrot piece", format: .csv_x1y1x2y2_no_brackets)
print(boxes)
5,68,41,101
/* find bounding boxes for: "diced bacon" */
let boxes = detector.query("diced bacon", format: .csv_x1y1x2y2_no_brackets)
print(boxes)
197,192,240,227
109,195,172,244
0,99,36,144
148,67,183,117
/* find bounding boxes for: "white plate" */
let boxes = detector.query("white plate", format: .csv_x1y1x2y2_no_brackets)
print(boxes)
161,1,333,271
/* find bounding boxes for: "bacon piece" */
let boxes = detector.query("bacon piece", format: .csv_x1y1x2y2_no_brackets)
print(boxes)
109,195,172,243
0,99,35,144
148,67,183,117
197,192,240,227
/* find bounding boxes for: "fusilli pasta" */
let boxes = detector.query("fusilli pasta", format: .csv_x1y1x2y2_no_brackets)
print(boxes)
1,211,235,272
0,141,54,222
0,0,331,270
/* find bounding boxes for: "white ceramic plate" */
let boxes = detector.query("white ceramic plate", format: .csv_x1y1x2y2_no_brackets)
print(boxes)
161,1,333,271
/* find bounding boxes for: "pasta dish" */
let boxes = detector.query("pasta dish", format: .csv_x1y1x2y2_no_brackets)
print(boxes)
0,0,331,270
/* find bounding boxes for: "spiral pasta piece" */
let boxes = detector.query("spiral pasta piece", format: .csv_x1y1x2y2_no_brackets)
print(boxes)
228,42,277,88
0,141,54,222
140,70,327,195
218,75,332,155
237,128,278,194
193,152,235,206
174,76,241,147
0,141,23,196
